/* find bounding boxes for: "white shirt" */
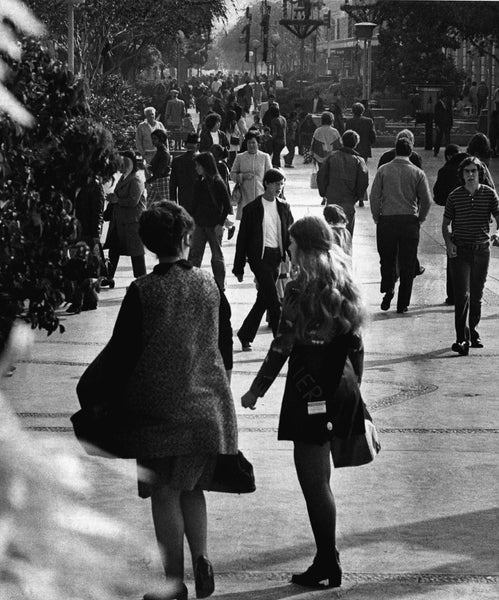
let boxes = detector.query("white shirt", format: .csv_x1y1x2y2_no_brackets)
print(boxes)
262,198,282,253
211,131,220,146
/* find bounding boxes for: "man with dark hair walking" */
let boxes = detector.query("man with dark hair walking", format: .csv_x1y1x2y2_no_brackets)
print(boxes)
370,139,432,314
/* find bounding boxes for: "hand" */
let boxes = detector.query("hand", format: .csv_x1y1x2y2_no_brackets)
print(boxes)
446,241,457,258
241,390,258,410
492,233,499,247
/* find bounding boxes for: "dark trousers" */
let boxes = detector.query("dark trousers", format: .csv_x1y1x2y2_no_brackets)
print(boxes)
272,141,285,168
446,256,454,303
434,126,451,155
189,224,225,290
284,140,296,166
376,216,420,310
238,247,282,342
449,246,489,343
108,249,146,279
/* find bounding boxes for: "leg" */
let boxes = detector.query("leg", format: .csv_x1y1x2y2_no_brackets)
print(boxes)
449,250,471,343
285,141,296,166
468,250,490,342
181,489,208,567
292,440,341,589
205,225,226,290
446,255,454,304
131,254,146,277
150,485,185,581
434,126,443,156
238,250,281,342
376,220,398,295
396,219,419,311
107,247,120,279
189,225,208,268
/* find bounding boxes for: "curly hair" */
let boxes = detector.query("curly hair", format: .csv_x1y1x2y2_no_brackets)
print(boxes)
289,216,365,341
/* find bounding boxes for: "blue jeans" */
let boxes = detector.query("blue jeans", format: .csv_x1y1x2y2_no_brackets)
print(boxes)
188,224,225,290
449,246,490,343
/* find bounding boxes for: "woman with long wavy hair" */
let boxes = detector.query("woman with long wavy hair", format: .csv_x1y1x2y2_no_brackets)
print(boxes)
241,215,370,590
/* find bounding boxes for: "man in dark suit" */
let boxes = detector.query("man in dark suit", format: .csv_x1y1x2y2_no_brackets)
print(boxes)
233,169,294,350
346,102,376,161
169,133,199,215
346,102,376,207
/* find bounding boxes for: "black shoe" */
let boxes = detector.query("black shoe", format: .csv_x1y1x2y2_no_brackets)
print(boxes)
143,583,188,600
291,553,342,589
444,298,455,305
227,226,236,240
195,556,214,599
100,278,115,289
380,291,394,311
284,164,295,168
65,304,81,314
358,200,365,207
471,337,483,348
415,266,425,276
81,303,97,311
396,306,408,314
451,341,470,356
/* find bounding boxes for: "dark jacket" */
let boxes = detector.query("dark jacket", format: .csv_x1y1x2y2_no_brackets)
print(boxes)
433,152,470,206
345,115,376,159
199,129,229,152
169,150,197,214
271,115,287,145
434,98,453,130
378,148,422,169
233,195,294,276
105,172,145,256
317,147,368,210
147,143,171,181
75,180,105,241
191,175,231,227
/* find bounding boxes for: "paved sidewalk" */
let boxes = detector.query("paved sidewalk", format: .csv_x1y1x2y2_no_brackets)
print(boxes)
3,148,499,599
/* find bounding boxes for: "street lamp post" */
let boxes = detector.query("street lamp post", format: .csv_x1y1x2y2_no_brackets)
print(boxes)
354,22,377,104
66,0,84,73
176,30,185,84
251,39,261,78
270,32,281,80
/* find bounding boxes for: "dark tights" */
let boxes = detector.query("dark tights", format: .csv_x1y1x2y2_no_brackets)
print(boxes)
293,441,337,562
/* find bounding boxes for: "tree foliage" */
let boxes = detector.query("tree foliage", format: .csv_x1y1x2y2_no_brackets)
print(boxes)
342,0,467,91
26,0,229,83
0,40,119,342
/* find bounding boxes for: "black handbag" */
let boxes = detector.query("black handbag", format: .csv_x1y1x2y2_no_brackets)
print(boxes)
209,450,256,494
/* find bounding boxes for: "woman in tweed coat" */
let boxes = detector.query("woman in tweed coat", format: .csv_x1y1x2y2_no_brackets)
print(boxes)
109,201,237,600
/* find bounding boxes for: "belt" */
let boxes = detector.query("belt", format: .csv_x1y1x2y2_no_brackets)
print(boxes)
456,242,489,251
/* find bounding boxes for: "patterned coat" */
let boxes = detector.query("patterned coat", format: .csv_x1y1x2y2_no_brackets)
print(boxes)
122,262,238,458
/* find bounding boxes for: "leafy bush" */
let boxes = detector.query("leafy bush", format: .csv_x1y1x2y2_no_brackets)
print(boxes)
0,40,119,347
89,74,151,149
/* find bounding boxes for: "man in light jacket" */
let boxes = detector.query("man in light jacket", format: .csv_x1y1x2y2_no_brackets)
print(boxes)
317,129,368,235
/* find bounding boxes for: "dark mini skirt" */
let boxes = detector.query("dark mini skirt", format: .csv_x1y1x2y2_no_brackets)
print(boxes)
137,454,217,499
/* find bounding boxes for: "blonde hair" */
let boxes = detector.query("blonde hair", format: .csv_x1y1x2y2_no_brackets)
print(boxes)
289,216,365,341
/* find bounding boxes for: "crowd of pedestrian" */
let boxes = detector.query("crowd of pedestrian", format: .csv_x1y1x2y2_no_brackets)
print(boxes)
52,69,499,599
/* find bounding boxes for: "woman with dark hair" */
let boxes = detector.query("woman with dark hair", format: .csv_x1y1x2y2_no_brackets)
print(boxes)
199,113,229,153
230,130,272,220
241,215,372,590
103,201,238,599
221,109,242,167
268,105,287,168
188,152,232,290
146,129,171,204
467,132,493,167
103,151,146,287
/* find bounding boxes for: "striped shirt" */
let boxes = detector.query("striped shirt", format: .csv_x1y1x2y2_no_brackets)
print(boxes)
444,184,499,245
